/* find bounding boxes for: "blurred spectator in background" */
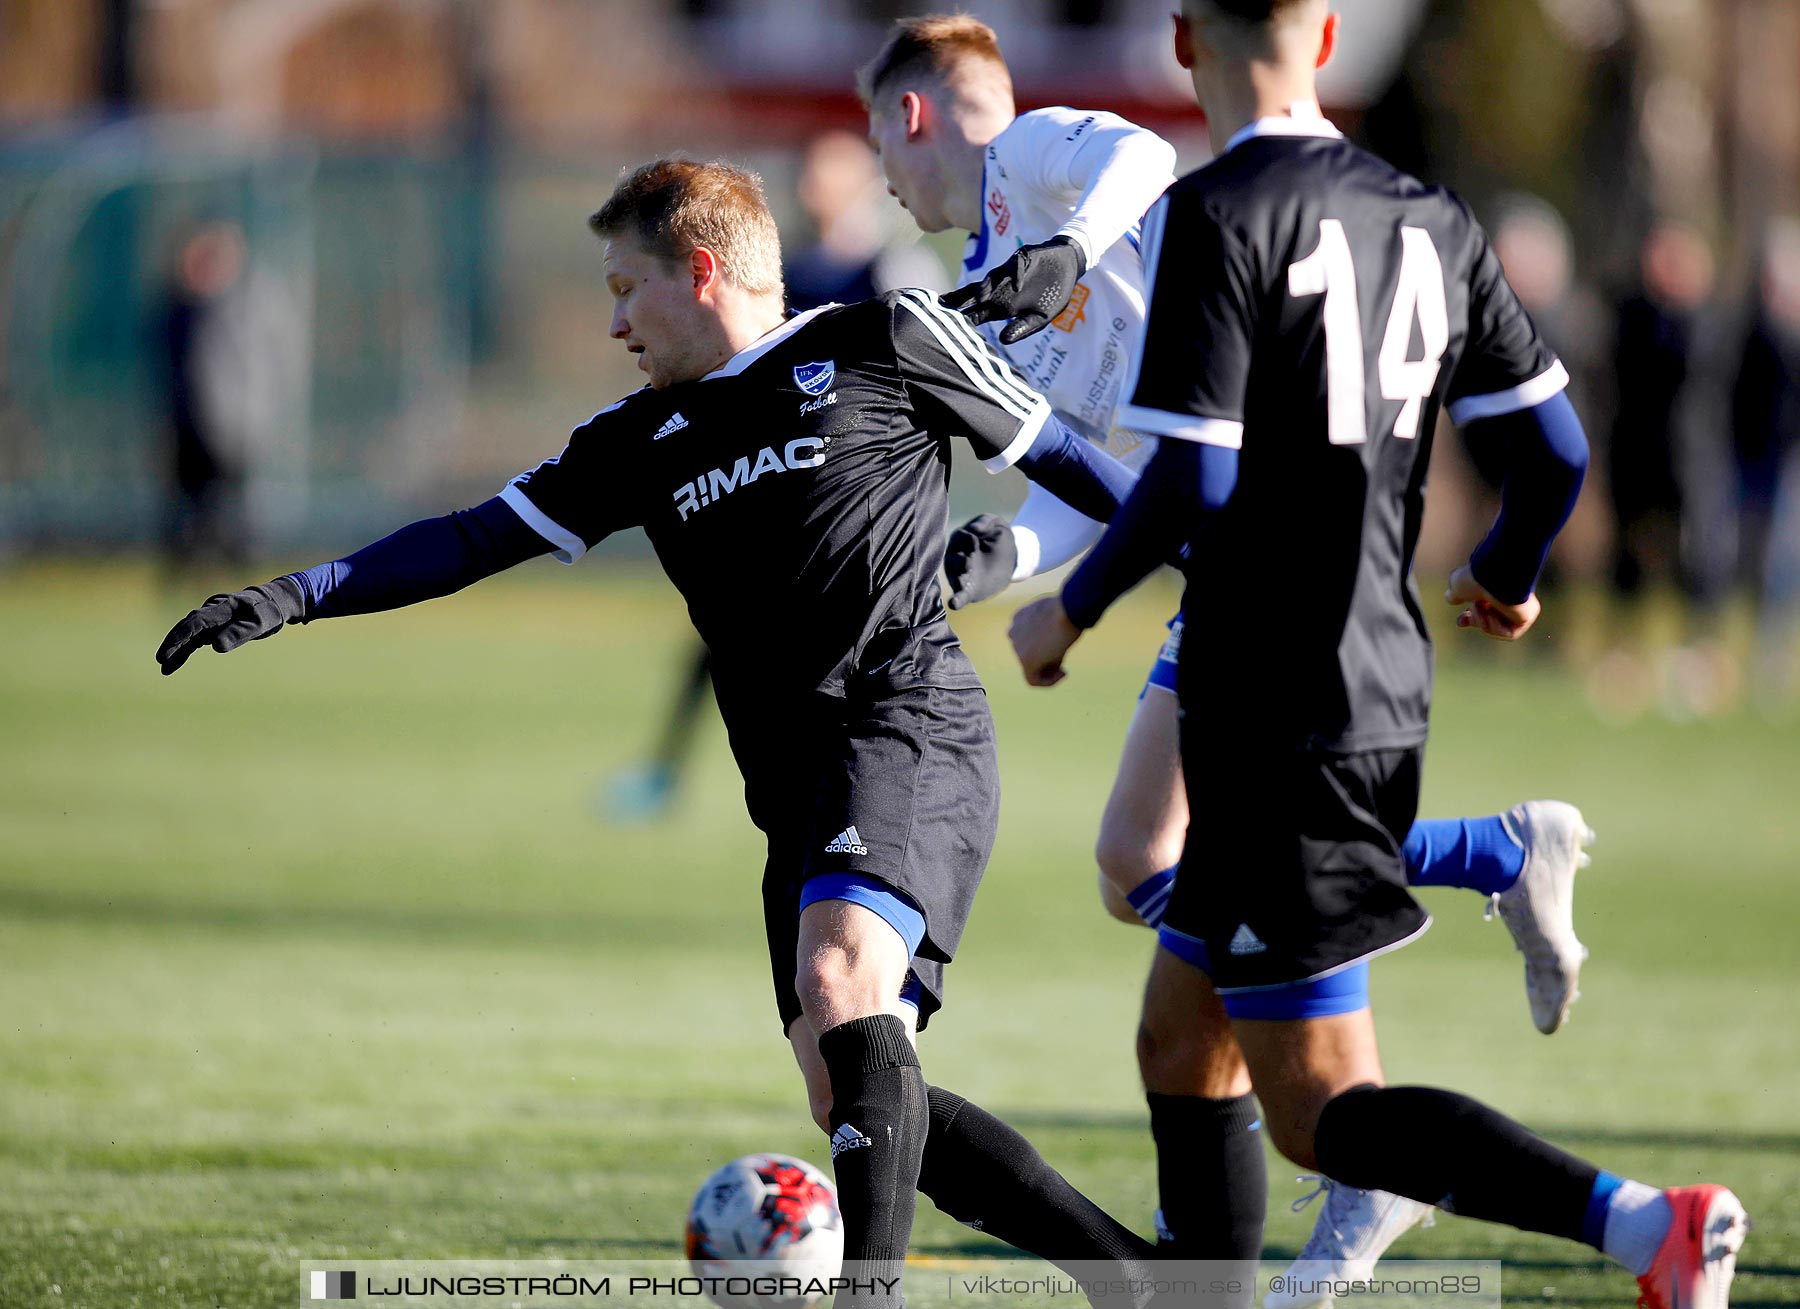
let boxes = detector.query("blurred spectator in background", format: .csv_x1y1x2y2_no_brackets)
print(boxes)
783,128,947,311
1481,194,1611,594
603,131,949,824
158,218,254,582
1609,222,1714,599
1591,221,1735,719
1730,218,1800,713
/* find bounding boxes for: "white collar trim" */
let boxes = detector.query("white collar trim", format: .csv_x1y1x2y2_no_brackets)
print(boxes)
703,304,837,380
1223,103,1343,155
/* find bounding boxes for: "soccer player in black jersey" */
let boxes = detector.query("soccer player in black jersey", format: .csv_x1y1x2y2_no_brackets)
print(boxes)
1009,4,1748,1308
156,159,1151,1307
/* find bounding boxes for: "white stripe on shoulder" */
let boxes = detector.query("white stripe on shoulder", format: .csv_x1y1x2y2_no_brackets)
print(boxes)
1447,360,1570,426
980,397,1052,473
908,288,1043,412
896,288,1039,414
894,290,1034,421
575,394,633,428
1115,404,1244,449
499,483,588,565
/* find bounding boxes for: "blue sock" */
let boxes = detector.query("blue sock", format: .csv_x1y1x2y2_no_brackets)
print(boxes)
1126,867,1177,928
1403,815,1525,895
1582,1170,1624,1249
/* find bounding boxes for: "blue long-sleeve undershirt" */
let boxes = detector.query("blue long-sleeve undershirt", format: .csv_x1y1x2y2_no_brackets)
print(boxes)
286,496,549,621
1060,391,1590,630
1013,414,1138,525
286,418,1135,624
1061,438,1239,630
1464,390,1589,603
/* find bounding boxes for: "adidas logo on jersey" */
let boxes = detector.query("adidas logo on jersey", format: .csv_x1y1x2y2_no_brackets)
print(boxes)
824,826,868,856
652,412,689,441
830,1123,872,1158
1228,923,1268,956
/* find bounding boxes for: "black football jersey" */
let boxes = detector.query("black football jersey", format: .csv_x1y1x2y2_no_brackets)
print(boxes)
1122,118,1567,751
500,290,1050,731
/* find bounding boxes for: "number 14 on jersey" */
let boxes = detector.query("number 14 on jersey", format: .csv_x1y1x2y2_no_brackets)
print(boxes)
1288,219,1448,445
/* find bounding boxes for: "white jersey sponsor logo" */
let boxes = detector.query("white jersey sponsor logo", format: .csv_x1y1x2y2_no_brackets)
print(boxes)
672,437,826,521
652,412,689,441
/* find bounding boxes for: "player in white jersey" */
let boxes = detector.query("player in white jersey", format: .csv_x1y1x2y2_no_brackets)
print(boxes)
860,14,1597,1298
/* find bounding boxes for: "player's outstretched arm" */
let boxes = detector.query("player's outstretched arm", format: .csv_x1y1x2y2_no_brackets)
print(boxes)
155,496,551,675
1451,390,1589,641
156,579,308,674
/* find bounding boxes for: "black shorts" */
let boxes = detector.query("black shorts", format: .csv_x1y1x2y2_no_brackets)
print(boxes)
742,686,1000,1034
1165,734,1431,993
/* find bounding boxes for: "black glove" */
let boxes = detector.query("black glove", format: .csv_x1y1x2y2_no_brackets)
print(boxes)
944,513,1019,610
156,577,306,675
939,235,1087,345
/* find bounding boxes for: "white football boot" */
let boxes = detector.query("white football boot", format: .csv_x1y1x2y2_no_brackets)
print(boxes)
1491,801,1595,1034
1264,1178,1434,1309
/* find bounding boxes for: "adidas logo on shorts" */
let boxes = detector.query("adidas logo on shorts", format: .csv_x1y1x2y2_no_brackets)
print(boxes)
1228,923,1268,956
652,412,690,441
824,825,868,856
830,1123,872,1158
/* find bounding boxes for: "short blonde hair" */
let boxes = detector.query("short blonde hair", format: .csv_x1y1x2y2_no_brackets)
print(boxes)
856,14,1012,107
589,158,783,297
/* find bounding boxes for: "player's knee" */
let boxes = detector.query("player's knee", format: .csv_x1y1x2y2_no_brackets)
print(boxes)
1094,819,1155,890
1263,1112,1322,1170
1136,1013,1187,1087
804,1083,834,1134
1098,870,1141,925
1253,1085,1339,1169
794,947,889,1029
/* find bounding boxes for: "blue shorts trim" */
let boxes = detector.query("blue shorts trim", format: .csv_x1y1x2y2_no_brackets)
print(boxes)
799,873,928,960
1140,610,1184,699
1155,926,1371,1019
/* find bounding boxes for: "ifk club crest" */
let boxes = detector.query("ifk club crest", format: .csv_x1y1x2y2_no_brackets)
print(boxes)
794,360,836,396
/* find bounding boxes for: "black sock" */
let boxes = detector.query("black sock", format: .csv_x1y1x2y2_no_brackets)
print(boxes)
1315,1084,1598,1241
918,1085,1155,1262
817,1014,927,1309
1147,1092,1266,1261
917,1087,1153,1309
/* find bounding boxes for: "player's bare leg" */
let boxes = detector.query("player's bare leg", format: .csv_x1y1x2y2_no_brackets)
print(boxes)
1096,687,1187,923
1138,946,1251,1099
1096,670,1594,1042
1227,1010,1747,1308
1222,1013,1383,1170
793,899,922,1309
1132,945,1262,1290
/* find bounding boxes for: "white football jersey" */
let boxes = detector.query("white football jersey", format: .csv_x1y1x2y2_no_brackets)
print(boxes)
957,107,1177,576
960,106,1176,458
